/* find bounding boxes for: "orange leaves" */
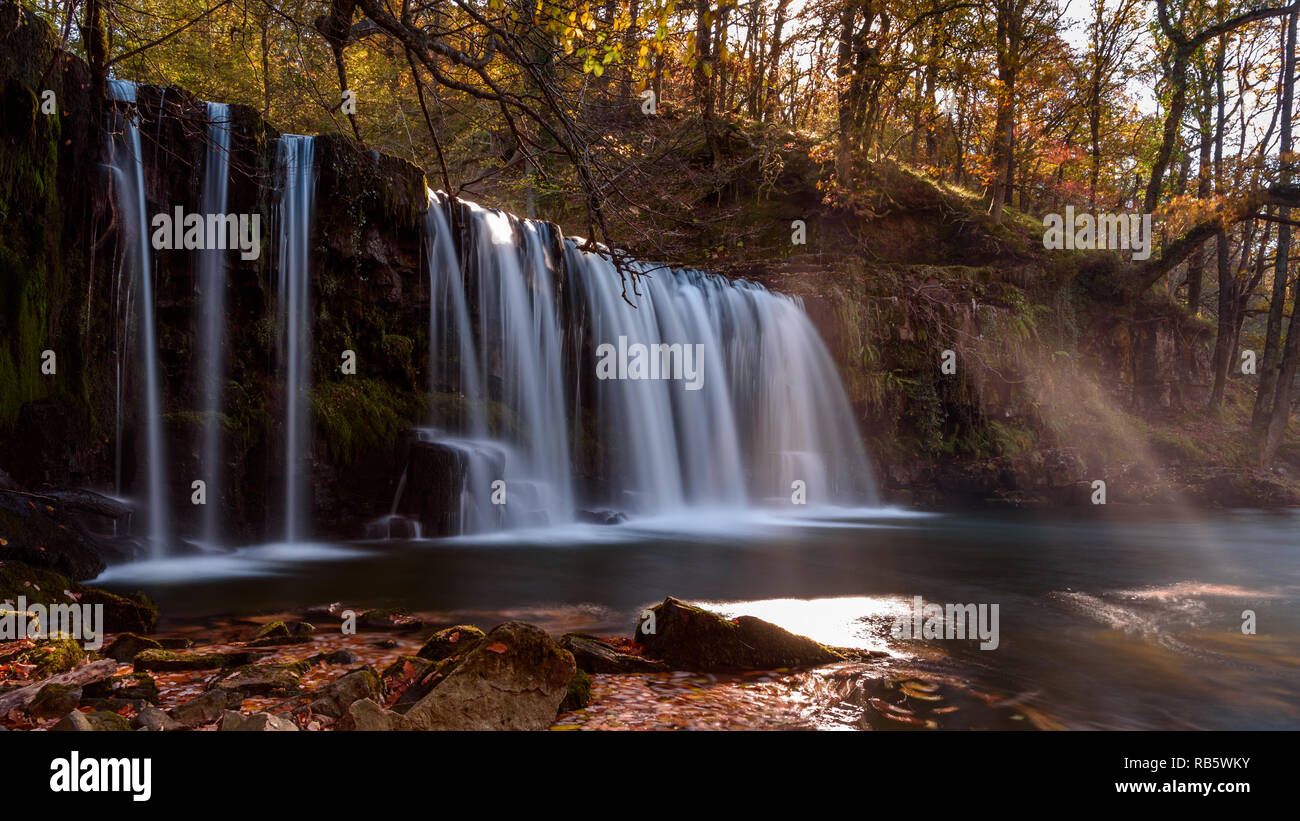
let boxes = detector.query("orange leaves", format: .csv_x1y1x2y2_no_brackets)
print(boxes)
485,642,508,654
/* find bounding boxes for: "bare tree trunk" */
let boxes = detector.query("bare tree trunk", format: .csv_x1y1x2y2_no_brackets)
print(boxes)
1253,8,1297,437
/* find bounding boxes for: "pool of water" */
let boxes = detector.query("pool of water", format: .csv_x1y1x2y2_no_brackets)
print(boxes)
94,506,1300,730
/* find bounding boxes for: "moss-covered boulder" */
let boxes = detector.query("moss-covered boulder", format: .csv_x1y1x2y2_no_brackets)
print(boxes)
634,597,844,671
403,621,577,731
558,633,668,674
134,648,260,673
26,682,81,718
103,633,162,662
416,624,484,661
0,562,159,635
10,638,85,678
246,620,313,647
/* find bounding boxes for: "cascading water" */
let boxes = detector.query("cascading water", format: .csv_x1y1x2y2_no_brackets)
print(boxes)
107,80,172,556
405,191,876,537
275,136,316,542
197,102,232,545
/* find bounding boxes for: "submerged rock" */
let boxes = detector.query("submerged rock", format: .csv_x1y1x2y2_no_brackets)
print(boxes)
416,624,485,661
634,597,843,671
559,633,668,674
403,621,577,731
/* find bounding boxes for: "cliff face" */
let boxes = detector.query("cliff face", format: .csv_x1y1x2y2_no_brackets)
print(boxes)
0,7,432,540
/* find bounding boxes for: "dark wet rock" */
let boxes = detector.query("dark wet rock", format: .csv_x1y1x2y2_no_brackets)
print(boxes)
219,710,299,731
559,633,669,674
210,661,310,697
134,648,261,672
372,638,398,649
131,706,182,731
634,597,844,672
381,655,435,686
154,636,194,650
397,441,506,536
168,689,244,728
299,667,383,718
309,648,358,666
26,683,82,719
248,620,313,647
104,633,162,662
403,621,576,731
359,608,423,631
559,668,592,713
0,491,108,580
83,672,159,704
336,698,409,731
576,508,628,525
50,710,131,731
416,624,484,661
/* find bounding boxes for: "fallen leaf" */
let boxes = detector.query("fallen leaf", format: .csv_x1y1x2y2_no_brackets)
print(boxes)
485,642,507,654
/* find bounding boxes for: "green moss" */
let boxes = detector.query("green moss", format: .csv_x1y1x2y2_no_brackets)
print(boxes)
558,668,592,713
14,638,86,678
312,378,427,464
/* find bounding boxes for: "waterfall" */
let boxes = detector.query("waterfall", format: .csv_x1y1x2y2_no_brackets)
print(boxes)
107,80,172,557
198,102,232,545
275,136,316,542
411,192,877,536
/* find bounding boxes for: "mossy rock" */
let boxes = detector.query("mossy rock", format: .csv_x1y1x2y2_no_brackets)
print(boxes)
12,638,85,678
210,660,310,696
301,666,384,718
50,710,132,732
27,682,82,718
634,597,844,672
381,654,434,684
247,620,312,646
416,624,485,661
83,671,159,705
134,649,259,672
402,622,577,731
558,668,592,713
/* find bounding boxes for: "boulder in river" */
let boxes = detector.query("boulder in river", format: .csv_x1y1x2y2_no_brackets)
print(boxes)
299,666,384,718
634,596,844,671
403,621,576,730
